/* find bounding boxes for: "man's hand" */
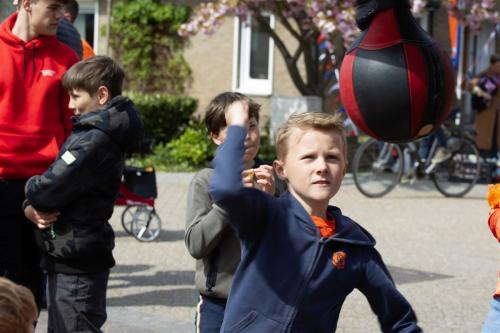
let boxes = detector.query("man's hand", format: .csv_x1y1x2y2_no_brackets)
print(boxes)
242,165,275,195
226,100,249,128
24,205,60,229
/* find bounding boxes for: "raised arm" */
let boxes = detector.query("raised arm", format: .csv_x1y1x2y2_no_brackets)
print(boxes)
208,101,270,240
357,248,422,333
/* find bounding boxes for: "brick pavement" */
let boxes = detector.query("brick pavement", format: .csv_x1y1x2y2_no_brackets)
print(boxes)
36,172,496,333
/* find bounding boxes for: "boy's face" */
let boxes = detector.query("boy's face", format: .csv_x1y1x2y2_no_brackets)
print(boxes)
211,117,260,163
68,89,102,116
274,128,346,214
25,0,64,36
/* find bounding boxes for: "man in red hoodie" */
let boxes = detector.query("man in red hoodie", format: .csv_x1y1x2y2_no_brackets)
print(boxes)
0,0,78,312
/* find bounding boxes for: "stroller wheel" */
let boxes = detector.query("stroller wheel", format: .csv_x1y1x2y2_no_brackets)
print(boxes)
121,205,161,241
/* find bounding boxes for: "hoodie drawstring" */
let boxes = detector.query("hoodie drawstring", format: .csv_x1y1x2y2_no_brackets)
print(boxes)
22,44,26,78
21,44,36,80
32,44,35,81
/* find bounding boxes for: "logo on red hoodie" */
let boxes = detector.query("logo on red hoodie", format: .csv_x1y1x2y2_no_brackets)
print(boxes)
41,69,56,77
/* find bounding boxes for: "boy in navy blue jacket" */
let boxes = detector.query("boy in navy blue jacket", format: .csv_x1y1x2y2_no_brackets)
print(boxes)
209,102,422,333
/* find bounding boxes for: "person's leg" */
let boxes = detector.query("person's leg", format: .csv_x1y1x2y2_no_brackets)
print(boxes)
195,295,226,333
50,270,109,333
0,179,44,311
418,135,434,160
482,297,500,333
47,272,65,333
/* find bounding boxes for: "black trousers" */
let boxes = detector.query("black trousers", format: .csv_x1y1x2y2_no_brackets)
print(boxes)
47,270,109,333
0,179,44,311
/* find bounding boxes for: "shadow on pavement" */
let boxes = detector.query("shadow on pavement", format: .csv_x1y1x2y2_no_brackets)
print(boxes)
109,270,195,288
107,288,197,307
388,265,452,285
111,264,154,274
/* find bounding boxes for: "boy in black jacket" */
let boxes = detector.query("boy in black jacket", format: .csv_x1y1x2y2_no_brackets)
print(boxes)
23,55,144,332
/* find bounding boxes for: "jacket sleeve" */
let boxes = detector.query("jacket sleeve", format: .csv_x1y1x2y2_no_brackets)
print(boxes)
25,135,98,213
208,126,270,241
185,172,231,259
357,248,422,333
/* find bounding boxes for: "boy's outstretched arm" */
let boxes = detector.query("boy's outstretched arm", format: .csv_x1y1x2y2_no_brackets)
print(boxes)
358,249,422,333
208,101,269,239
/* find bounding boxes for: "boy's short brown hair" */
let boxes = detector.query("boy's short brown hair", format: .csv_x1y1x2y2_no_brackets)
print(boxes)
0,277,37,333
62,55,124,98
205,92,261,135
275,112,346,160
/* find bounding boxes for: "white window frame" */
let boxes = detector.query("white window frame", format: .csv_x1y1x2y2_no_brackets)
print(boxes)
232,13,275,96
74,0,99,52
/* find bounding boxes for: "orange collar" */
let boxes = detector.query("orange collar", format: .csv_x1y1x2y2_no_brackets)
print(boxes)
310,215,336,238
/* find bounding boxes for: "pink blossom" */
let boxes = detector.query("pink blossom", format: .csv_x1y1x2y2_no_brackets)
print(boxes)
179,0,499,45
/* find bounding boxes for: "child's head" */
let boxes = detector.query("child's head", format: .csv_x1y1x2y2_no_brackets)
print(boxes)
62,55,124,116
273,112,347,215
0,277,37,333
205,92,261,163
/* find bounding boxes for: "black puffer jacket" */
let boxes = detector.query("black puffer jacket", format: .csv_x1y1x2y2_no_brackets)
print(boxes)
25,96,144,274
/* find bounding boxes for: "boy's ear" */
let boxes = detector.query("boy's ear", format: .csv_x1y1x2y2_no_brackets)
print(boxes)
21,0,32,12
210,132,223,146
96,86,110,105
273,160,287,181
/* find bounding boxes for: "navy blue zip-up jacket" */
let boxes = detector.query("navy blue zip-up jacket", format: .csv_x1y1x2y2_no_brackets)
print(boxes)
209,126,422,333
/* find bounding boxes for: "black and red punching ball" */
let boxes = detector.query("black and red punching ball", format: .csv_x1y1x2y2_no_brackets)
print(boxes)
339,0,454,142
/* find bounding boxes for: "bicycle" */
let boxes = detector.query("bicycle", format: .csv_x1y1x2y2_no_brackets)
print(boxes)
115,166,161,241
114,139,162,242
351,125,481,198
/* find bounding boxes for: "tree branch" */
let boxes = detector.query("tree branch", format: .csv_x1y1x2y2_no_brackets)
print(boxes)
252,14,313,95
293,16,321,95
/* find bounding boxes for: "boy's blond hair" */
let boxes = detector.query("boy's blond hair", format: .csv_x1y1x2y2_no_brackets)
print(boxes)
0,277,37,333
275,112,346,160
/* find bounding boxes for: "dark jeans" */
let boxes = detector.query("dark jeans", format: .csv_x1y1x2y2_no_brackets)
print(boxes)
47,270,109,333
0,179,44,311
195,295,226,333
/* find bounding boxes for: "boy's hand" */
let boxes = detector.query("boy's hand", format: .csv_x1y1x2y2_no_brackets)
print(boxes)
242,165,275,195
226,101,249,128
24,205,60,229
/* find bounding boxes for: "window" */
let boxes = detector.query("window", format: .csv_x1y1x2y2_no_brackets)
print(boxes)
73,1,98,48
233,14,275,96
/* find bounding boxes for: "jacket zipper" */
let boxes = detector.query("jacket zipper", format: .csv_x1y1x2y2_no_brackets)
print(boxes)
284,239,322,332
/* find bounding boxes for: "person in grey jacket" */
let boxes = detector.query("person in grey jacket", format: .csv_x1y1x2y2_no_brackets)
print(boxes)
24,56,143,332
185,92,277,333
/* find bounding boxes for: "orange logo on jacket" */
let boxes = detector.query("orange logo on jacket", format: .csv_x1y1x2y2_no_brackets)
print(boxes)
332,251,346,269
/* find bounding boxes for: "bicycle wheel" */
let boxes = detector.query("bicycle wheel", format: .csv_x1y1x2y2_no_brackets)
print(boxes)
352,138,403,198
121,205,137,235
129,207,161,242
121,205,161,241
432,138,480,197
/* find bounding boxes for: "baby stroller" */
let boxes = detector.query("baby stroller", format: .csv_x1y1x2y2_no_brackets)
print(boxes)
115,139,161,241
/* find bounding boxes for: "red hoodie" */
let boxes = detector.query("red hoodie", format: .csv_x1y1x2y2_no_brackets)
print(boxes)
0,13,79,179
